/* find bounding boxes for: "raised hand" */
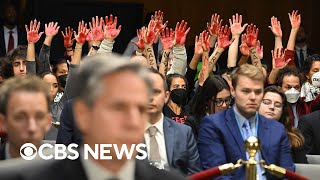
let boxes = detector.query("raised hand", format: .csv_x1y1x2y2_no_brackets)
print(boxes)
202,31,211,51
86,31,94,42
268,16,282,37
229,13,248,36
240,34,249,56
194,33,203,55
89,16,104,42
104,14,122,42
131,28,145,50
256,40,263,59
272,48,291,69
288,10,301,30
152,10,168,33
74,21,89,44
143,20,159,44
61,27,74,48
174,20,191,46
25,19,44,43
159,28,174,50
45,22,60,37
217,25,234,49
246,24,259,47
207,13,222,36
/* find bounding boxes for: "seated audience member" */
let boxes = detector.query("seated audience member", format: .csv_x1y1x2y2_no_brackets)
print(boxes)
198,64,295,179
147,68,201,175
0,76,52,160
185,75,231,139
259,86,307,163
298,110,320,155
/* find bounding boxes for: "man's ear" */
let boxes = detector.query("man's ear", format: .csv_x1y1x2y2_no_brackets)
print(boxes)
73,100,90,135
230,85,236,97
165,90,170,104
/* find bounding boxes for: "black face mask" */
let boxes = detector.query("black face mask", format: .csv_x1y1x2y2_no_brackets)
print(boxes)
58,74,68,88
170,88,188,106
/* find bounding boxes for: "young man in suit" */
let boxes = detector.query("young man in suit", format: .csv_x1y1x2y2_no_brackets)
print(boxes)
198,64,295,179
146,68,201,175
298,110,320,155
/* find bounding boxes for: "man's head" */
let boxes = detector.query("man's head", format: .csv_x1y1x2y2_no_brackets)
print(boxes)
277,67,302,93
1,2,17,26
73,55,152,150
166,73,188,106
231,64,265,119
0,76,51,151
3,46,27,78
147,68,170,120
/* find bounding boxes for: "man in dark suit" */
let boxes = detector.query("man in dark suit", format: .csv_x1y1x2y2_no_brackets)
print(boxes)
56,99,82,146
146,68,201,175
298,110,320,155
0,2,27,57
198,64,295,179
294,26,315,69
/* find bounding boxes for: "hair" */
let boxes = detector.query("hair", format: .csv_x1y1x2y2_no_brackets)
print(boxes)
2,45,27,79
51,58,69,75
190,75,230,117
75,54,153,107
263,86,304,149
0,75,51,115
303,54,320,75
149,67,168,91
166,73,188,91
277,67,303,87
231,64,265,88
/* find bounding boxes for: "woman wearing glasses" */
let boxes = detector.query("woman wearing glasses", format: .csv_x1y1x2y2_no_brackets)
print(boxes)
258,85,308,163
185,75,232,139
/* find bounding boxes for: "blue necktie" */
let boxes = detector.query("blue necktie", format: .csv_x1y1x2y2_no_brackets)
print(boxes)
243,121,264,179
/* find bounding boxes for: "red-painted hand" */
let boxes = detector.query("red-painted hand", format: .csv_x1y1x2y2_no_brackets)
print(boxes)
132,28,145,49
174,20,191,46
268,16,282,37
207,13,222,36
229,13,248,36
89,16,104,42
74,21,89,44
86,31,94,42
45,22,60,37
194,33,203,55
61,26,74,48
272,48,291,69
104,14,121,41
143,20,158,44
25,19,44,43
159,28,174,50
217,25,234,49
256,40,263,59
202,31,211,51
240,34,249,56
152,10,168,33
246,24,259,47
288,10,301,30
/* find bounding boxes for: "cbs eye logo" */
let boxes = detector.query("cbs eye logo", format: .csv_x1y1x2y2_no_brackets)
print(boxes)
20,143,37,160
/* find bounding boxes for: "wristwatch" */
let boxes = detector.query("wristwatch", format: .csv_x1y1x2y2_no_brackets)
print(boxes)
92,45,100,50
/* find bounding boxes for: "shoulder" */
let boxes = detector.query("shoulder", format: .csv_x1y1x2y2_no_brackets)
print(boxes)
202,109,230,126
300,110,320,121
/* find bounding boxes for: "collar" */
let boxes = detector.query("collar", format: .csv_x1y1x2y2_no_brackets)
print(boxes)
233,105,257,127
80,153,135,180
3,25,17,34
145,114,164,135
295,45,307,52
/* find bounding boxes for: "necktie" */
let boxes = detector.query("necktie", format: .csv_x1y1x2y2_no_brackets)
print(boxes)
148,126,161,161
243,121,264,179
7,31,14,53
299,49,304,68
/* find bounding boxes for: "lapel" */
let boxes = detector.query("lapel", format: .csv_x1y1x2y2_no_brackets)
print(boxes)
257,115,270,164
225,109,246,159
163,117,174,166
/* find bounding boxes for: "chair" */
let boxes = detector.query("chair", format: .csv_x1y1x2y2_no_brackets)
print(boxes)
295,163,320,179
307,155,320,164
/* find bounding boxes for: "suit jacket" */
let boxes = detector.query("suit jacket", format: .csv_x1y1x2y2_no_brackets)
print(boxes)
56,99,82,145
0,143,6,160
298,110,320,155
198,108,295,179
162,117,202,175
294,47,316,69
0,158,187,180
0,25,27,57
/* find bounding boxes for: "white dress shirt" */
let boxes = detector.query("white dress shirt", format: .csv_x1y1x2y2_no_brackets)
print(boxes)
3,25,18,52
144,113,169,169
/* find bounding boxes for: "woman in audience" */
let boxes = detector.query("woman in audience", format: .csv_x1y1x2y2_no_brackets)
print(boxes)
185,75,231,139
258,85,308,163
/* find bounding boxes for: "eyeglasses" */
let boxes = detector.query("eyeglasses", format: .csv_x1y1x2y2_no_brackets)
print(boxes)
262,99,283,110
212,97,232,107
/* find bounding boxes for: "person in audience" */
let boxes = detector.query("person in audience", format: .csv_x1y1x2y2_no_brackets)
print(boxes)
0,76,52,160
259,85,307,163
298,110,320,155
198,64,295,179
185,75,231,139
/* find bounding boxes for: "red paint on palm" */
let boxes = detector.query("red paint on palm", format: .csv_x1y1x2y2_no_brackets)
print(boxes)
246,24,259,47
61,27,74,48
217,25,233,49
132,28,145,49
207,13,222,36
45,22,59,37
25,19,44,43
160,28,174,50
272,48,291,69
174,20,191,46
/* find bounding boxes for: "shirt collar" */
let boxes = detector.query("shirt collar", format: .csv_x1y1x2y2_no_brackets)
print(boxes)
3,25,17,34
145,113,164,135
295,45,307,52
80,153,135,180
233,105,257,127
